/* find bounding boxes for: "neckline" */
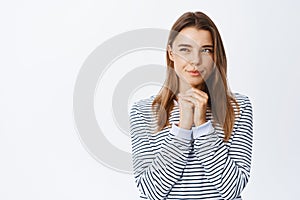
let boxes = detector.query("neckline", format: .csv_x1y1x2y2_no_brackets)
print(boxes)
173,98,179,106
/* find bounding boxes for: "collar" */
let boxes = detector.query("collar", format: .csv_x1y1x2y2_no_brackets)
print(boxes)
173,98,179,106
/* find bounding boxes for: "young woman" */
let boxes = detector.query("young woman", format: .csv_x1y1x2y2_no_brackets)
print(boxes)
129,11,253,200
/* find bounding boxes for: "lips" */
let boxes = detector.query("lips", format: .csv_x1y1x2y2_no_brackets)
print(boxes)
188,70,199,73
187,69,203,76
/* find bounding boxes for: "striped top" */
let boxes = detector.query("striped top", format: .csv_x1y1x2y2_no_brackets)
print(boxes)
129,93,253,200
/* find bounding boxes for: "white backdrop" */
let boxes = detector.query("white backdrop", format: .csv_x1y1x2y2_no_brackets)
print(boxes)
1,0,300,199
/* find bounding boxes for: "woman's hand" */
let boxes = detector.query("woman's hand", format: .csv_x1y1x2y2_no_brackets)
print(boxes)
178,87,208,129
177,92,194,130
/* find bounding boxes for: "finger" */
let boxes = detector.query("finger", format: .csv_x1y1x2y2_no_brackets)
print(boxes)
178,95,194,105
179,95,198,106
183,90,208,103
180,92,206,102
185,88,208,99
178,95,193,103
180,92,207,107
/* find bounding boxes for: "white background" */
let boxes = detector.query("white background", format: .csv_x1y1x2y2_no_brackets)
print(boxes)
1,0,300,199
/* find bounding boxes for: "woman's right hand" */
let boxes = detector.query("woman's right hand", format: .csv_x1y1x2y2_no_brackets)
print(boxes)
177,93,194,130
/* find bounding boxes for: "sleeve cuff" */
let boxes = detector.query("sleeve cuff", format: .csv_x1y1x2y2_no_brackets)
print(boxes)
192,120,214,139
170,122,192,140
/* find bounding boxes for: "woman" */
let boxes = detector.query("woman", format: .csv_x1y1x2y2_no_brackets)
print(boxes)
129,11,253,200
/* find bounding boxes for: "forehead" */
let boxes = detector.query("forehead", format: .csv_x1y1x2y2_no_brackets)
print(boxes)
173,27,213,47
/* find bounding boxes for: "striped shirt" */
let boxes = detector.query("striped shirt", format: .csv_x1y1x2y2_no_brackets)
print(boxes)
129,93,253,200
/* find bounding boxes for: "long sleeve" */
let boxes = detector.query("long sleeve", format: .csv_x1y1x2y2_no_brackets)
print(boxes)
192,96,253,200
129,102,193,200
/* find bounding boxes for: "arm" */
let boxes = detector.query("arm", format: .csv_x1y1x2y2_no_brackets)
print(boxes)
192,96,253,199
129,102,193,200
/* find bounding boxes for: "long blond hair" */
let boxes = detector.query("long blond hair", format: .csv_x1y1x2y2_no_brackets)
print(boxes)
151,11,239,141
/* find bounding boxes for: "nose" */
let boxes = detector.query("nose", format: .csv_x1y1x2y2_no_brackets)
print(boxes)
190,51,202,68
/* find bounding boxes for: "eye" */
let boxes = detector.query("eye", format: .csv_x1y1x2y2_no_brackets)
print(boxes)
201,48,213,54
179,48,191,53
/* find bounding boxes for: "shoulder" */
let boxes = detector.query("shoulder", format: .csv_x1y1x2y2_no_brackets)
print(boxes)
129,94,157,116
232,92,252,109
129,95,157,130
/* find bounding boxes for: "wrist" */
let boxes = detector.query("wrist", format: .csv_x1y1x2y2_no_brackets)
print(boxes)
177,122,192,130
194,119,207,127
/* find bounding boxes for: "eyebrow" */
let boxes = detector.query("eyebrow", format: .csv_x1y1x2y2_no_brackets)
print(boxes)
202,44,214,48
177,44,193,47
177,43,214,48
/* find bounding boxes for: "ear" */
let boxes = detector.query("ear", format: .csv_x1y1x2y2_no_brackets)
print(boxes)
167,45,175,61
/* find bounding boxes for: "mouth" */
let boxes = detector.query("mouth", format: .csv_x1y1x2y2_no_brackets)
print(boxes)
187,69,203,76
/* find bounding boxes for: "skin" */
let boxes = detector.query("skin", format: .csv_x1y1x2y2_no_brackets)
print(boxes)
167,27,215,129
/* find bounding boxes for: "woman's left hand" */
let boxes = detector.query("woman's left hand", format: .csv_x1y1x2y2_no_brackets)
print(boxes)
179,87,208,126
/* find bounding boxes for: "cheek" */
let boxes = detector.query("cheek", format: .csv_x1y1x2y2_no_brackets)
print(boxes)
173,56,188,69
207,61,214,72
203,57,214,70
202,57,215,79
173,57,187,76
173,64,181,77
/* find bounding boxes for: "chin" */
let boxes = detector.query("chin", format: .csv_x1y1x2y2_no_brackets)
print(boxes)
188,79,205,86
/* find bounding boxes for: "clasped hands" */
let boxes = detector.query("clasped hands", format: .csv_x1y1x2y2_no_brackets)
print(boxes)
177,87,208,130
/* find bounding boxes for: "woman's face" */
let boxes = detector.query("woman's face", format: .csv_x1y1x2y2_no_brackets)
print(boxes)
168,27,214,89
